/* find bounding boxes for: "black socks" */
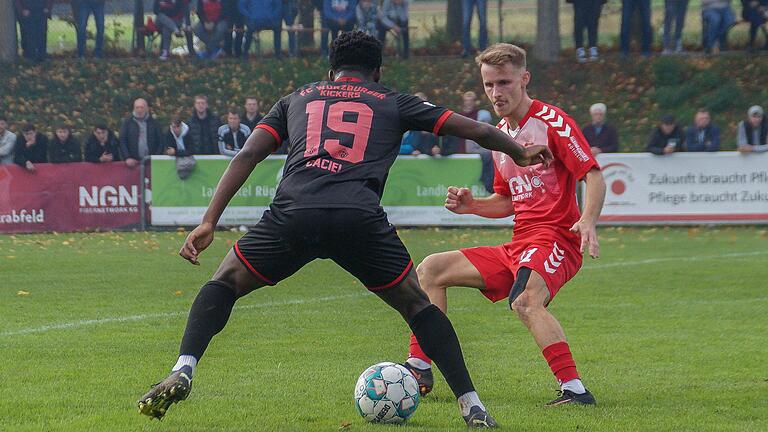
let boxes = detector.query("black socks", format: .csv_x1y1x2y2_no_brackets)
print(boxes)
408,304,475,398
179,280,238,360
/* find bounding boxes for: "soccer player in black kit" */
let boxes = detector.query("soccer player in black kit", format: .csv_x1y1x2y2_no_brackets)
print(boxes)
139,31,552,428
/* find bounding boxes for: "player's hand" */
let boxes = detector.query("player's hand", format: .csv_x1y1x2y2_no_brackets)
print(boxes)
569,219,599,258
445,186,474,214
179,222,215,265
514,144,553,167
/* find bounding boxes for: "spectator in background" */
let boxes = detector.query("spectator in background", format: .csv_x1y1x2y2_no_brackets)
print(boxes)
324,0,358,49
454,91,481,154
164,115,197,179
403,92,440,156
84,124,121,163
0,116,16,165
195,0,227,59
356,0,378,36
663,0,689,54
14,124,48,171
702,0,735,54
737,105,768,153
48,125,82,163
465,109,495,193
154,0,189,60
119,98,163,167
281,0,299,57
241,96,263,131
581,103,619,155
164,116,194,156
240,0,283,58
568,0,605,62
15,0,52,62
223,0,245,57
646,115,684,155
76,0,105,58
742,0,768,51
685,108,720,151
379,0,409,58
461,0,487,58
399,131,415,154
620,0,652,56
188,95,221,155
217,109,251,157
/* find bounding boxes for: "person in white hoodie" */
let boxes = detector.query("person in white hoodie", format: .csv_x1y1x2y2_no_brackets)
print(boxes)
164,116,197,179
217,110,251,157
0,116,17,165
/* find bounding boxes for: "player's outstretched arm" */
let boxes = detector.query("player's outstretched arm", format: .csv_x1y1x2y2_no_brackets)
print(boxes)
179,129,276,265
569,168,606,259
446,186,515,218
438,113,553,167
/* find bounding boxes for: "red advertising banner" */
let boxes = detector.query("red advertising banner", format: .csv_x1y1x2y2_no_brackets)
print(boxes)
0,162,142,233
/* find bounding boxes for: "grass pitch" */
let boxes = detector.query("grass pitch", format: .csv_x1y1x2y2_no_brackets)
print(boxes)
0,226,766,431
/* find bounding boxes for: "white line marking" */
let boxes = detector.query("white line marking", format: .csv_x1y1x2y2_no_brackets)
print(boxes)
3,250,766,338
0,293,367,338
581,250,768,270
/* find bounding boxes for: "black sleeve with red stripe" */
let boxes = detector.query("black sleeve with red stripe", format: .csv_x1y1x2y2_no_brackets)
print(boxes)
395,93,453,136
256,96,290,150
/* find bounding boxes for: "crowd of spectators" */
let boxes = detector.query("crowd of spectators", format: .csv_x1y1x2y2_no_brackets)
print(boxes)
644,106,767,154
15,1,768,62
566,0,768,61
12,0,414,61
0,95,277,178
0,89,766,191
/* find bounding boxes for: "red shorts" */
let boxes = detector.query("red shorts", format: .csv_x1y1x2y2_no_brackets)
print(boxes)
460,229,583,303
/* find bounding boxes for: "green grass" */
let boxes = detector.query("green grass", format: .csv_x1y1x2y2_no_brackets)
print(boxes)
1,226,767,431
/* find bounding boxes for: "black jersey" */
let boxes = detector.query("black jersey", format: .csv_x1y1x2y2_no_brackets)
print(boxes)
255,77,453,212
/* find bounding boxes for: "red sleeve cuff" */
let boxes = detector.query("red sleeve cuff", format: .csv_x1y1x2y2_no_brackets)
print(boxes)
575,161,600,181
255,124,282,149
433,110,454,135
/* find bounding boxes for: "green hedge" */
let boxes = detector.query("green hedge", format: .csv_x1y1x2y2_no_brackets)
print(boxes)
1,55,767,151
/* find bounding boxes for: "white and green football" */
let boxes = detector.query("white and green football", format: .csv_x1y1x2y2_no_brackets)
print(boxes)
354,362,420,424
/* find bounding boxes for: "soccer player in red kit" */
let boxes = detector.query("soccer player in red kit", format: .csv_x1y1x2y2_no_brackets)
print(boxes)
403,43,607,406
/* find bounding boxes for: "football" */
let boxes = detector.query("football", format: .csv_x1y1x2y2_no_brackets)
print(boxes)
354,362,420,424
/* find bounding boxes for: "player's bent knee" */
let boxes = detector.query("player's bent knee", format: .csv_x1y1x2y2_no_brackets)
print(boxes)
416,253,451,289
376,270,431,321
212,251,266,298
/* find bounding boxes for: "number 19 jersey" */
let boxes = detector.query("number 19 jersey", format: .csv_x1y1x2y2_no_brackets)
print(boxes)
254,77,453,212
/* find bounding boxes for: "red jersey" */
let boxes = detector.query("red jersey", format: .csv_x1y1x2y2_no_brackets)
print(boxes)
493,99,599,235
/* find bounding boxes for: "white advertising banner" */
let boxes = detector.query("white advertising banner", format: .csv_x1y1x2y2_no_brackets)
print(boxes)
594,152,768,224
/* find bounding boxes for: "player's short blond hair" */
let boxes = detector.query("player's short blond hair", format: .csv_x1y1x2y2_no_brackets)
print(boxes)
475,44,527,70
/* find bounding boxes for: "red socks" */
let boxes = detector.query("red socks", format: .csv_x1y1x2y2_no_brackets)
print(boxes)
542,341,580,384
412,335,579,384
408,333,432,364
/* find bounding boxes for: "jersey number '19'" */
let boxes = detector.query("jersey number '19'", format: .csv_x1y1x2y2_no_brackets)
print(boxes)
304,100,374,164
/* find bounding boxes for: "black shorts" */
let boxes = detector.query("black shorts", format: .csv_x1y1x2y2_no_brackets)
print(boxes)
234,206,413,291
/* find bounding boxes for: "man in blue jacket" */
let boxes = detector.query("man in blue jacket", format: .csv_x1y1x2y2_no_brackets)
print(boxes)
685,108,720,152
